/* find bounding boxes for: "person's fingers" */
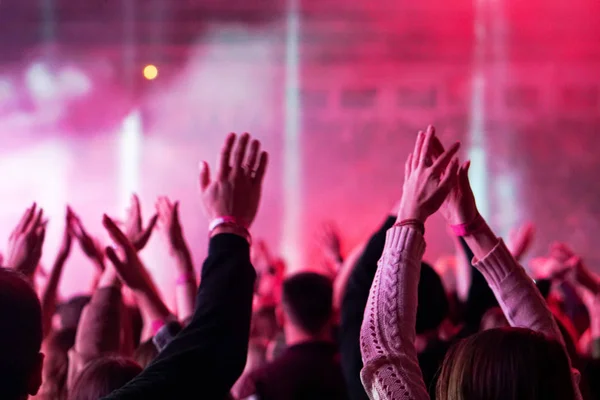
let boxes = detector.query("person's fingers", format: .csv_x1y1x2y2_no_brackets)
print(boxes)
14,203,36,236
132,194,142,220
405,153,413,182
35,224,47,251
71,217,85,238
458,160,472,192
253,151,269,184
105,246,123,269
412,131,425,170
430,135,445,158
216,133,236,181
26,209,44,234
144,214,158,236
245,139,261,175
418,127,435,167
437,158,460,198
173,201,181,225
432,142,461,177
232,133,251,177
103,214,130,248
199,161,211,190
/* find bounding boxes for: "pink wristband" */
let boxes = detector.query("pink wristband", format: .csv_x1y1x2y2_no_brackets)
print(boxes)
450,213,484,237
176,271,196,285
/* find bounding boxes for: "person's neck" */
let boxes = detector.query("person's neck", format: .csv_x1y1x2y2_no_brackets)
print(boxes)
284,324,332,347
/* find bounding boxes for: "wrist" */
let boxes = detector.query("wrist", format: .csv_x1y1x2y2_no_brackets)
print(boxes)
209,217,251,244
394,218,425,235
450,212,484,237
396,205,426,225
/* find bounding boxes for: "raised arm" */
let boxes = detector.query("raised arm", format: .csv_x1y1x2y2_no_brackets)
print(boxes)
67,263,123,389
5,203,46,283
103,215,172,342
40,207,73,338
436,137,583,399
156,196,197,323
102,132,268,399
360,127,460,400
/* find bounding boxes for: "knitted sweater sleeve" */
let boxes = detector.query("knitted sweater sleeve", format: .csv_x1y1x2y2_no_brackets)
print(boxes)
359,226,430,400
473,239,583,400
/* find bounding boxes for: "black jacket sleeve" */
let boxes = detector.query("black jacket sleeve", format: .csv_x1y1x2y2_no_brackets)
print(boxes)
339,216,396,400
460,236,499,333
102,234,256,399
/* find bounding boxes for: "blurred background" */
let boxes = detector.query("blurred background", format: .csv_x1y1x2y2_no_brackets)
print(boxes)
0,0,599,304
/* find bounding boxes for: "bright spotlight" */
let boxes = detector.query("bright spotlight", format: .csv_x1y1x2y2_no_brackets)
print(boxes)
143,65,158,80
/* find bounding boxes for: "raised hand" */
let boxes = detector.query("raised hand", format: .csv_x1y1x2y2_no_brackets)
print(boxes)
6,203,47,278
103,214,171,325
507,222,535,261
550,243,599,292
103,215,154,291
437,158,477,227
199,132,268,230
155,196,187,255
58,207,74,258
398,128,460,223
124,194,158,252
317,222,343,265
71,208,105,270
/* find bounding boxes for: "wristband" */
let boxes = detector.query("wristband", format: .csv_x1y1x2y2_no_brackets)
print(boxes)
394,219,425,235
209,216,247,231
450,213,484,237
209,216,252,245
176,271,196,285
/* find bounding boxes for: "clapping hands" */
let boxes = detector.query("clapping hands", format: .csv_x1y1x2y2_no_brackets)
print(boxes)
397,128,461,224
124,194,158,252
155,197,187,256
6,203,47,278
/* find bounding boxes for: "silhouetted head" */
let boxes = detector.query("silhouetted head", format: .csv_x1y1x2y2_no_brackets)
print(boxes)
281,272,333,336
68,356,141,400
0,268,44,399
436,327,576,400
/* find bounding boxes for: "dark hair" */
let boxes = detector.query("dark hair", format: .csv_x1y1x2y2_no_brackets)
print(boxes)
282,272,333,335
56,295,91,330
133,339,159,368
40,328,77,400
417,262,449,334
436,327,576,400
68,356,142,400
0,268,43,399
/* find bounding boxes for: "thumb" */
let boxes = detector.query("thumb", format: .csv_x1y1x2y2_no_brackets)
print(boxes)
459,160,471,190
173,201,181,224
199,161,211,190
